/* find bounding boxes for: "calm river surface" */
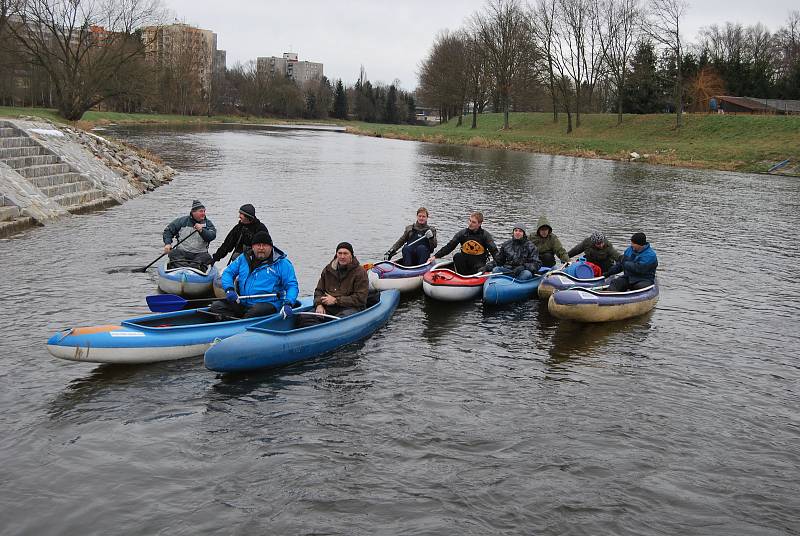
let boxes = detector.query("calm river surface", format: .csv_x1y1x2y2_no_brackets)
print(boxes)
1,125,798,535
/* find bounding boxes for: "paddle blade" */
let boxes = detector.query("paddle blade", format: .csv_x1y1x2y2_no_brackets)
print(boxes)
146,294,188,312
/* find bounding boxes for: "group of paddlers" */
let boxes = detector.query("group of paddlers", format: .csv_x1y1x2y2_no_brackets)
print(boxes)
159,201,659,321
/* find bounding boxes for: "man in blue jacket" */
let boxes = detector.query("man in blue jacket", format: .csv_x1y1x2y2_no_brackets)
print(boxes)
208,231,299,319
606,232,658,292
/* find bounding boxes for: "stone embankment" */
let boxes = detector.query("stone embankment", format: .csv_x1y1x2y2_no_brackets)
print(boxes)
0,118,176,238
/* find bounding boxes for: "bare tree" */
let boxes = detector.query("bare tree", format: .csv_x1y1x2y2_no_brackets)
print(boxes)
647,0,688,128
8,0,164,120
600,0,640,124
465,30,492,128
475,0,531,129
531,0,559,122
418,30,469,123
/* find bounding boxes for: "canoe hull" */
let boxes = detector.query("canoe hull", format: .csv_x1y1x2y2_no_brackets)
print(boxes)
422,263,488,302
367,261,434,293
482,274,543,305
157,261,217,297
538,269,607,299
46,296,313,364
204,289,401,372
547,281,659,322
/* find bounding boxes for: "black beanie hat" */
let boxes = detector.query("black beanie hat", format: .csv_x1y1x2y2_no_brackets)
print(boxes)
252,230,273,246
191,199,205,212
239,204,256,219
336,241,354,255
631,232,647,245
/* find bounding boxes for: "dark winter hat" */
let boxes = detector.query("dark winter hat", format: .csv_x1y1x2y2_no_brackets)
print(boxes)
590,231,606,244
239,204,256,219
252,230,273,246
631,232,647,246
336,241,354,255
190,199,205,212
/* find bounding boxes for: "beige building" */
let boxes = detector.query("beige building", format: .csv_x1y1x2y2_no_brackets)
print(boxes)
256,53,323,85
142,23,219,94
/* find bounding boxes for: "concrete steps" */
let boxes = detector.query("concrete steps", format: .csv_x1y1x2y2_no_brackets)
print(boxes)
0,121,117,222
0,204,21,222
0,136,38,149
0,145,48,159
3,154,60,169
16,163,72,179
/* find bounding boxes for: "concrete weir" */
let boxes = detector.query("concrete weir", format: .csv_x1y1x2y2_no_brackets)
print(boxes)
0,118,176,238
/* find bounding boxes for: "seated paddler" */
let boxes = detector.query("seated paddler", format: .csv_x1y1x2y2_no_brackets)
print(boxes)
208,231,298,319
605,232,658,292
530,216,569,268
211,203,270,266
297,242,369,328
162,199,216,270
567,231,622,275
482,223,542,280
429,211,499,275
384,207,438,266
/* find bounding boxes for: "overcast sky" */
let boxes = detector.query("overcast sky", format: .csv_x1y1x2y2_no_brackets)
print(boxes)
163,0,798,90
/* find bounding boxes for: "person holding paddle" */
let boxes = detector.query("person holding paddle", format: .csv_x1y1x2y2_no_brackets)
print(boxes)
162,200,217,269
384,207,438,267
208,231,298,319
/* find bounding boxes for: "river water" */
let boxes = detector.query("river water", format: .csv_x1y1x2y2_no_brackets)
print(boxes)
1,125,798,535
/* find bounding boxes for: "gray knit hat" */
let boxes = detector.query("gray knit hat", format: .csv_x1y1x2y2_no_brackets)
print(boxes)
190,199,205,212
512,223,527,236
590,231,606,244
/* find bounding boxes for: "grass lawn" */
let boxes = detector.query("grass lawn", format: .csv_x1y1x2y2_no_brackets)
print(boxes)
348,112,800,175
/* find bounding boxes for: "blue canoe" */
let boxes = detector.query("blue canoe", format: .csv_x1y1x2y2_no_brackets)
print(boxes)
482,274,544,305
548,279,659,322
157,261,218,297
47,296,313,364
204,289,401,372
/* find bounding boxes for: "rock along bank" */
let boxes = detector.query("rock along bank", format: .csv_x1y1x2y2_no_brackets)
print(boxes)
0,118,176,238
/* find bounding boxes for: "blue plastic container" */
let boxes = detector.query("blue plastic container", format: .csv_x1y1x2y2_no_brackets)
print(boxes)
564,261,596,279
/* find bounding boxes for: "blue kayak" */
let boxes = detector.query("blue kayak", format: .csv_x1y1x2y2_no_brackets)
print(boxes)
482,274,544,305
158,261,218,297
204,289,400,372
47,296,313,364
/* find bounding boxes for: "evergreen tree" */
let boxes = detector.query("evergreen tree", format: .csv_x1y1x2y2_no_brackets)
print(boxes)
622,41,664,114
385,85,399,124
333,79,348,119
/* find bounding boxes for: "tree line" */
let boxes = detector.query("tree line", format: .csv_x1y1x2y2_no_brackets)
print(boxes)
0,0,417,123
418,0,800,131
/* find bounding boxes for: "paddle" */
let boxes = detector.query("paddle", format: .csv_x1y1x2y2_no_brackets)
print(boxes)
387,229,434,261
133,229,199,273
146,292,277,313
288,311,340,321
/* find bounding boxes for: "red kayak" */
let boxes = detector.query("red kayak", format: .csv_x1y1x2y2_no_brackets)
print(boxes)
422,261,490,301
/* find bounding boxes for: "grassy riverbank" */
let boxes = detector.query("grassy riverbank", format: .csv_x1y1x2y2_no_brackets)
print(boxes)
3,106,797,175
0,106,338,131
349,112,800,175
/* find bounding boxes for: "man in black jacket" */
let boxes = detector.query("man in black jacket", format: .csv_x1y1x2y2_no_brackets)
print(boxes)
429,211,499,275
212,204,270,265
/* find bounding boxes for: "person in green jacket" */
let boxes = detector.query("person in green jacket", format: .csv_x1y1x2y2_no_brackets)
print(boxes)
530,216,569,268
